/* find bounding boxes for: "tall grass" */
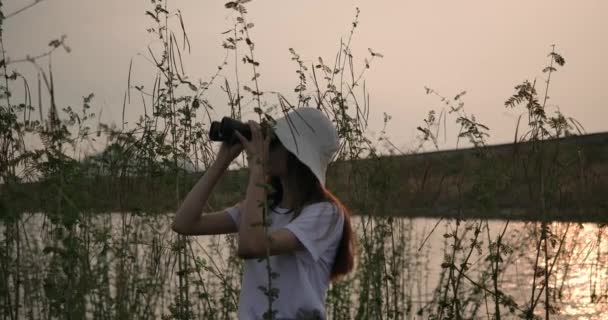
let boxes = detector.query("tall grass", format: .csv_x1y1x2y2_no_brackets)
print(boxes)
0,1,605,319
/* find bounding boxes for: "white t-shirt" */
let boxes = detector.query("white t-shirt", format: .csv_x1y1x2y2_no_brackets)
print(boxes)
226,201,344,320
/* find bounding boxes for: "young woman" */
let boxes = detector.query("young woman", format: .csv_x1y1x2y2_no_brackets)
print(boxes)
172,107,355,320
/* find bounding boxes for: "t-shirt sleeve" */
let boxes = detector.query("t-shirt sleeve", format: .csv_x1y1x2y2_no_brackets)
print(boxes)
225,203,241,230
283,202,344,262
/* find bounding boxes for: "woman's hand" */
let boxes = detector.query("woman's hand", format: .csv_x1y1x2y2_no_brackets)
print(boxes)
234,120,271,169
216,140,244,166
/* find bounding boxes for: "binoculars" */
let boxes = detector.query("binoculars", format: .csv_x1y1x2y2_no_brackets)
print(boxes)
209,117,274,145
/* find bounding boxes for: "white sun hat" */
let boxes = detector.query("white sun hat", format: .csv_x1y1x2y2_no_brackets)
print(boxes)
271,107,340,187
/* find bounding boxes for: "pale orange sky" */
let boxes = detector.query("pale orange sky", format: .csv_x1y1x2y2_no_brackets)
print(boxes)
5,0,607,154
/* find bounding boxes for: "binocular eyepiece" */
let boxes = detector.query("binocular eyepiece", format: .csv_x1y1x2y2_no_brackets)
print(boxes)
209,117,275,145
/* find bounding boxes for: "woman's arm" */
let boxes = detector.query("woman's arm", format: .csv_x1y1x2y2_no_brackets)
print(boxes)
236,162,306,258
172,142,243,235
237,159,269,254
233,121,305,258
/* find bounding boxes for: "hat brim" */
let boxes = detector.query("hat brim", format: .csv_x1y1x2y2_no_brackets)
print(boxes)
274,126,327,187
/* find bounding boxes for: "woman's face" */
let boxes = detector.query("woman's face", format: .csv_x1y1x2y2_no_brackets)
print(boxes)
267,138,289,177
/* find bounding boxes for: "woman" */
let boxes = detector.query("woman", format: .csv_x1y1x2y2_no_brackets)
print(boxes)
172,107,355,320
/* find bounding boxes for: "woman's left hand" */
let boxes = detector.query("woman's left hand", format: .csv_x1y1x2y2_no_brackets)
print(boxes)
233,120,271,170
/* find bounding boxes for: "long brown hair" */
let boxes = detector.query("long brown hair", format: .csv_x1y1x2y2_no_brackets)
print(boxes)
267,152,355,282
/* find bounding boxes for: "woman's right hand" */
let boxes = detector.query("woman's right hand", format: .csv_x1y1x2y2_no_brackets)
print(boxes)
216,141,244,165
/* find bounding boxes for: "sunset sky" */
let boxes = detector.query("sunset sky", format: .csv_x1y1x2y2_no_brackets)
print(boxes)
4,0,607,155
